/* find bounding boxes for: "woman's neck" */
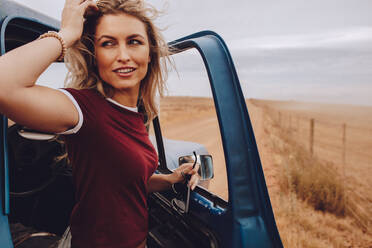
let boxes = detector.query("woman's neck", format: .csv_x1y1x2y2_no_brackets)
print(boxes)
111,89,139,108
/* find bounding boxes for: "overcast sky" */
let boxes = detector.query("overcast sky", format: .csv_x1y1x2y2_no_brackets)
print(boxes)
13,0,372,105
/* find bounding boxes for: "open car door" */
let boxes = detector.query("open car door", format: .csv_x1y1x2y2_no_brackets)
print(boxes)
147,31,283,247
0,0,283,247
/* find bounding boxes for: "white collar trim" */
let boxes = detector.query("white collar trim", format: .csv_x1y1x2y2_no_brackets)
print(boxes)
106,98,138,112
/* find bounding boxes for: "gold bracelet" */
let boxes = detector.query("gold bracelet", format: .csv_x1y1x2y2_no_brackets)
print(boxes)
38,31,66,62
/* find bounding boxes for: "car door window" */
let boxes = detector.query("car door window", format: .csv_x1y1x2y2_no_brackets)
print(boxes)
36,63,68,89
150,48,228,201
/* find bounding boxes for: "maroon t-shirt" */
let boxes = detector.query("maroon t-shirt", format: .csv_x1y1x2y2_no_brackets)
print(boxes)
62,88,158,248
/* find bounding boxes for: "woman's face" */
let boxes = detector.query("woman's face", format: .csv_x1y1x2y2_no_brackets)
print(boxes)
94,13,151,98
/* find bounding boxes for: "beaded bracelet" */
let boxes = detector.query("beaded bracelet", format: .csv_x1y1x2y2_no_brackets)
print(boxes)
38,31,66,62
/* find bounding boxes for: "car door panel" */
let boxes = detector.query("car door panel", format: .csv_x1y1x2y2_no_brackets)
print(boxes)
152,31,282,247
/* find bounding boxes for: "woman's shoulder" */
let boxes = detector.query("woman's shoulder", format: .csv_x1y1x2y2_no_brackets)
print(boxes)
60,87,105,112
62,87,99,96
61,88,103,102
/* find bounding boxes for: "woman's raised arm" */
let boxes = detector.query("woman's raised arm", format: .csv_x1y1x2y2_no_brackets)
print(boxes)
0,0,97,133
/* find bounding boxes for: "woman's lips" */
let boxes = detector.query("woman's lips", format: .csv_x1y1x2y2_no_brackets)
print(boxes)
113,67,136,77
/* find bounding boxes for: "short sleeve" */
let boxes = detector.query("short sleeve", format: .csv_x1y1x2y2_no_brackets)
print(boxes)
57,89,84,135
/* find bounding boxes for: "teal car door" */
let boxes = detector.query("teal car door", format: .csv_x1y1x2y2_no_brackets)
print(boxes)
0,118,12,248
149,31,283,247
0,1,60,247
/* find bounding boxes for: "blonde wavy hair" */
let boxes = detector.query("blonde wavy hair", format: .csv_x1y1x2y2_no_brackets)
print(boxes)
64,0,169,123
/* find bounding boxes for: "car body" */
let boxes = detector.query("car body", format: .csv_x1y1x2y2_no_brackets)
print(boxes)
0,0,283,247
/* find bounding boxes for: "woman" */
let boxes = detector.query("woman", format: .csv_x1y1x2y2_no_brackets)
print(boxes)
0,0,199,247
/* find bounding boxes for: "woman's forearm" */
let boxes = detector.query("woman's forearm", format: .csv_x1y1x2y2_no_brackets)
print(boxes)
0,0,97,92
148,174,176,193
0,1,96,133
0,35,64,91
148,163,200,193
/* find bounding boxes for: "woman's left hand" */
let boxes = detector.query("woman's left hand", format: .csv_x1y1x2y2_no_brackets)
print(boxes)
172,163,200,190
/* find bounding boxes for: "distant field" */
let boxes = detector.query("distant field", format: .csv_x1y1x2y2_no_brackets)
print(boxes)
159,96,372,247
249,99,372,247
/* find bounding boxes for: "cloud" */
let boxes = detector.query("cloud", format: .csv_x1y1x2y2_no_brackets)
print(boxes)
227,27,372,78
223,27,372,106
228,27,372,51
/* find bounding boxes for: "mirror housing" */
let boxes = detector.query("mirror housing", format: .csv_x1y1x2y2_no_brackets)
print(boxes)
178,154,214,180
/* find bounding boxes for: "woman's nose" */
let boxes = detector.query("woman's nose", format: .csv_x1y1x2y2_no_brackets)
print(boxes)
117,44,130,62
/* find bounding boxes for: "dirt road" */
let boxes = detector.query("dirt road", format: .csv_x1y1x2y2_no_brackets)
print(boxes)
158,97,280,202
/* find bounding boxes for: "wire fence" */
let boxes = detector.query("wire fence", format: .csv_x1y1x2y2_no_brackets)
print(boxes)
263,107,372,230
265,108,372,169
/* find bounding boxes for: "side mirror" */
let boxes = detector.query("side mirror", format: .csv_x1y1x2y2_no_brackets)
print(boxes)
171,154,213,214
178,154,214,180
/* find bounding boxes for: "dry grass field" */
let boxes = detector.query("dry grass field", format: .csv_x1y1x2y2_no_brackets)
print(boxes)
159,96,372,247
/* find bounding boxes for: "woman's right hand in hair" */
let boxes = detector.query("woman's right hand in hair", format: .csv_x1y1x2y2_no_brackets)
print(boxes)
0,1,95,133
59,0,99,48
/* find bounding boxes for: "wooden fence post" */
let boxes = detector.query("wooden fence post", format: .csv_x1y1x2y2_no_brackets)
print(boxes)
310,118,314,155
341,123,347,216
342,123,346,165
297,116,299,133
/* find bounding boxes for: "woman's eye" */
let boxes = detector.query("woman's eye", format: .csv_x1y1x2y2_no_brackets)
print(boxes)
129,39,142,45
101,41,114,47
